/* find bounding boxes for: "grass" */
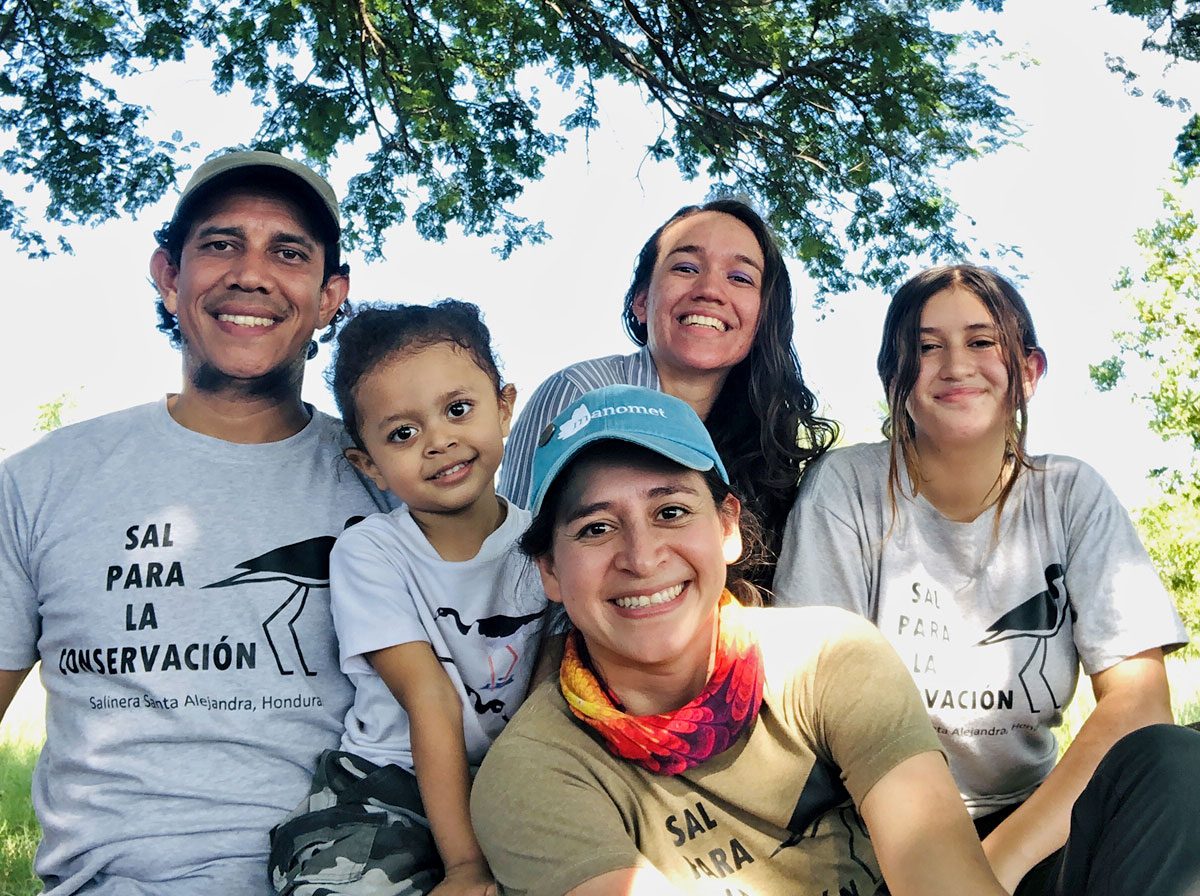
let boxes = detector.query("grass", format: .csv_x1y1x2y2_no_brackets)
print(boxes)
0,740,39,896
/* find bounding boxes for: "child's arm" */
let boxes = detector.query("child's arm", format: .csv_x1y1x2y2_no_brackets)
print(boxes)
367,642,495,896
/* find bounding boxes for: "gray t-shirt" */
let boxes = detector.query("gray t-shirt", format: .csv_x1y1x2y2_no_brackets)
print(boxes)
774,441,1187,817
0,400,389,894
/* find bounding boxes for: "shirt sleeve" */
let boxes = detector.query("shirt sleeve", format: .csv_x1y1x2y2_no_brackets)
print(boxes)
328,521,430,664
0,464,40,670
1056,459,1188,674
498,373,585,509
799,611,944,806
773,456,876,617
472,711,653,896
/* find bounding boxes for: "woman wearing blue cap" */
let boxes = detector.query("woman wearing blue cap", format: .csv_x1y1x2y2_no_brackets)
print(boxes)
471,385,1006,896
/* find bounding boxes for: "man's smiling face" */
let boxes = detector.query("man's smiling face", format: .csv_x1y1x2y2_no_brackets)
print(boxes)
151,188,347,395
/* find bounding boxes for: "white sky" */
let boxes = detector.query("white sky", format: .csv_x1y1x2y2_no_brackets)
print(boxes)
1,0,1196,509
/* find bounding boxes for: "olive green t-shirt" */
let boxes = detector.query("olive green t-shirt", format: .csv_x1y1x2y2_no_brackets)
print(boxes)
472,607,943,896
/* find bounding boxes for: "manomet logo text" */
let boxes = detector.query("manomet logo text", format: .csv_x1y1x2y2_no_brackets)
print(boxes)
558,402,668,439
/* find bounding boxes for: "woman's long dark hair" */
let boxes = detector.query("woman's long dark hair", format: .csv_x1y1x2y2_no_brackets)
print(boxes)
621,198,838,593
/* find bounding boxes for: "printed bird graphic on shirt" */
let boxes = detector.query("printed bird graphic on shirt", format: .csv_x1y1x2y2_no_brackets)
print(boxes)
203,518,363,676
436,606,547,690
977,563,1070,713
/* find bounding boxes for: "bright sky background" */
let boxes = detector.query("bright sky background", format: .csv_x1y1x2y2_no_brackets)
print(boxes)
2,0,1197,510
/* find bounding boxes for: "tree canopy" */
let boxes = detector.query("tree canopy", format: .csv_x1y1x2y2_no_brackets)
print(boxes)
1,0,1012,298
1091,164,1200,644
1104,0,1200,166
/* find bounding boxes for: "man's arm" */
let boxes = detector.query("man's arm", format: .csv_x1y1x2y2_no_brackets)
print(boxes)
981,648,1171,891
368,642,493,896
0,668,31,722
861,751,1007,896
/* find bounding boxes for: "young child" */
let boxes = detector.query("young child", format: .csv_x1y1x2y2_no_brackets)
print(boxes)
774,265,1194,894
269,300,547,896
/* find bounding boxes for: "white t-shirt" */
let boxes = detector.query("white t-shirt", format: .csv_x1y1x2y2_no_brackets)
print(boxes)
330,499,548,770
774,441,1187,816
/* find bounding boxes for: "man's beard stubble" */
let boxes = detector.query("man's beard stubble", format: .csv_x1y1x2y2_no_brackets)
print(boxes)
187,342,306,401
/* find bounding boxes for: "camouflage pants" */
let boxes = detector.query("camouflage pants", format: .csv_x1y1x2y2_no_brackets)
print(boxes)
269,750,442,896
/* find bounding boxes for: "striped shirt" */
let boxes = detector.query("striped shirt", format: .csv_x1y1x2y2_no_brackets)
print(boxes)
499,347,660,508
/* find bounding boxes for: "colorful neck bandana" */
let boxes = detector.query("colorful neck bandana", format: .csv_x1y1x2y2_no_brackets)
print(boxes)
559,591,765,775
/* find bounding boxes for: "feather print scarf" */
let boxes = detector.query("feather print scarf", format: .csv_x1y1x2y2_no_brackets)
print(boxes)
559,591,764,775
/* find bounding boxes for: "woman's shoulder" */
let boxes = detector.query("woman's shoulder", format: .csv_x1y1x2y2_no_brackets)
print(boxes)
815,440,890,469
798,440,891,497
747,606,889,671
531,350,647,392
476,679,599,780
1021,453,1117,502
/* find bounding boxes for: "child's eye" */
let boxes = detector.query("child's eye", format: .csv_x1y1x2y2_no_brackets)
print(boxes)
671,262,699,274
447,400,472,419
387,425,416,443
729,270,756,286
970,338,997,349
919,342,941,354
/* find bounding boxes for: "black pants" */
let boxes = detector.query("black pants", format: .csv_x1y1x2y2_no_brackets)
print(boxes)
975,724,1200,896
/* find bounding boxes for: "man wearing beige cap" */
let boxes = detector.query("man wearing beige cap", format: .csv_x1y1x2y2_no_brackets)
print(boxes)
0,151,389,894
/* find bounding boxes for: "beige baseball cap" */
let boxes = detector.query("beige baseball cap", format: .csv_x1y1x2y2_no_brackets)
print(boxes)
172,150,340,236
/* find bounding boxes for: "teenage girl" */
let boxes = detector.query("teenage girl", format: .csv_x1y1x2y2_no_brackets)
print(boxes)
270,300,547,896
774,265,1193,894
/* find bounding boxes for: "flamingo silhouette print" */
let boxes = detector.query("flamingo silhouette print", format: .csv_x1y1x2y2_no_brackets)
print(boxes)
203,519,363,677
436,606,547,689
435,606,547,637
462,682,507,716
434,653,512,720
977,563,1069,713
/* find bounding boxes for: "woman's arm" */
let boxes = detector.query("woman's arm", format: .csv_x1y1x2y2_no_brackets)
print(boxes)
861,751,1008,896
981,648,1172,891
368,642,494,896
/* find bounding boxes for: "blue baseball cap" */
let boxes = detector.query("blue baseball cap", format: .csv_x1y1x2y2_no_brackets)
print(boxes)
528,385,729,515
